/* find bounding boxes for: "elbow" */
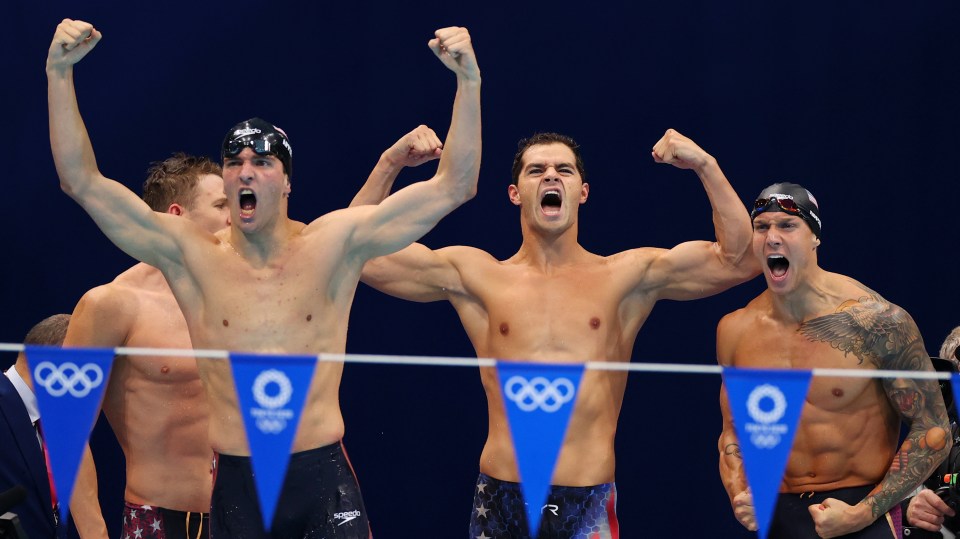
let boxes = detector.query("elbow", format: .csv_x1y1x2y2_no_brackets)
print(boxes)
461,181,478,204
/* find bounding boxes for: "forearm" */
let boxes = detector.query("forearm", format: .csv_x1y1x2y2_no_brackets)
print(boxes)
434,77,481,203
696,158,752,267
71,445,109,539
859,423,952,522
47,65,101,198
350,153,406,207
719,433,748,502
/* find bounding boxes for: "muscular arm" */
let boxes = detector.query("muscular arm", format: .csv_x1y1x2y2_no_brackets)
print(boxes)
716,314,758,531
641,130,759,301
61,286,131,538
47,20,186,268
350,125,443,207
802,298,952,535
347,27,480,259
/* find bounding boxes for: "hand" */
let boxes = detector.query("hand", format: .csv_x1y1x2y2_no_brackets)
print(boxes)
651,129,712,172
47,19,102,72
429,27,480,81
383,125,443,168
732,489,758,531
907,489,956,532
808,497,870,538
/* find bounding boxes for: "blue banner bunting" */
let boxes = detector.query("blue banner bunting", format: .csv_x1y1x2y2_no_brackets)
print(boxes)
25,345,114,525
496,361,584,538
230,353,317,531
723,368,811,539
950,374,960,435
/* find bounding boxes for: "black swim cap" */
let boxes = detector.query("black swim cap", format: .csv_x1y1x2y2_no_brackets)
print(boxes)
751,182,822,239
222,118,293,180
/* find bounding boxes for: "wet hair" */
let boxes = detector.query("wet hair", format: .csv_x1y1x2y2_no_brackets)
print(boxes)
142,153,223,212
23,314,71,347
221,118,293,181
511,133,586,185
941,326,960,365
751,182,822,239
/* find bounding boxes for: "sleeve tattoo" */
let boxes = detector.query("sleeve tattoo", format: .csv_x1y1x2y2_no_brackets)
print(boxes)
798,291,950,518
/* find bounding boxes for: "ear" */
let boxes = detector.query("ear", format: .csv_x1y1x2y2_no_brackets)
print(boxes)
580,182,589,204
813,237,821,249
284,175,292,197
508,184,521,206
167,203,185,216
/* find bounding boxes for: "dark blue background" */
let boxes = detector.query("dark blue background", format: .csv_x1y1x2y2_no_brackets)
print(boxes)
5,1,959,537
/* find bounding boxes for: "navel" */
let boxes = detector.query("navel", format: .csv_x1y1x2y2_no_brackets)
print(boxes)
306,314,313,322
590,317,601,330
160,366,170,375
499,323,509,336
832,388,844,398
223,319,230,327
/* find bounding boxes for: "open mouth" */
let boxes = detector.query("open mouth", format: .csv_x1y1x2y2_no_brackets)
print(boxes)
239,189,257,219
540,189,562,216
767,255,789,279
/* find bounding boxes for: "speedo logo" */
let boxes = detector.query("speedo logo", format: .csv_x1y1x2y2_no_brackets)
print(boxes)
233,127,261,137
333,510,361,526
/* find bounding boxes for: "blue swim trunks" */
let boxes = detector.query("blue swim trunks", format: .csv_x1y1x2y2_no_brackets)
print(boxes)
468,472,619,539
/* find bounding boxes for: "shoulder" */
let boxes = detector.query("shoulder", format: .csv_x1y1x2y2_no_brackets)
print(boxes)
717,295,768,359
74,279,139,319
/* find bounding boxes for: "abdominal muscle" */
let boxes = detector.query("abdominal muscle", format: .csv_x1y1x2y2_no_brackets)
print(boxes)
479,367,626,486
781,397,898,493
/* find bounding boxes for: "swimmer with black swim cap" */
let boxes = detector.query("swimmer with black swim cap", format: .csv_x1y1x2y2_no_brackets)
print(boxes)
222,117,293,180
750,182,822,291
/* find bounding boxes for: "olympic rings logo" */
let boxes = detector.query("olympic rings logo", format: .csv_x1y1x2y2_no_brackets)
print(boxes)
33,361,104,398
504,376,576,413
746,384,787,424
252,369,292,409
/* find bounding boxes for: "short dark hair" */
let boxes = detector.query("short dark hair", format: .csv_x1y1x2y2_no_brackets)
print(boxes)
511,133,586,185
23,314,71,347
142,153,222,212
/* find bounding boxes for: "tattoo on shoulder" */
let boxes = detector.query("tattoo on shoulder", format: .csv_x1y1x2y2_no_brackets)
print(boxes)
797,293,921,367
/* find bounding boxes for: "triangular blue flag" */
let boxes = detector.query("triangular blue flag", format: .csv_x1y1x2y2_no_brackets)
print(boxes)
950,373,960,429
723,368,811,539
25,345,114,525
496,361,584,538
230,353,316,531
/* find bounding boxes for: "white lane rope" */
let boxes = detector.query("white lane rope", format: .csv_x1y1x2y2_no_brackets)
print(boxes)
1,343,952,379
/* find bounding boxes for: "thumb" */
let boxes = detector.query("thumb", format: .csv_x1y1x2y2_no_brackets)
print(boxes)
428,38,442,57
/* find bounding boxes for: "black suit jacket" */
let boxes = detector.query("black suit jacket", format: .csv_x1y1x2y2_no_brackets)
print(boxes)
0,373,59,538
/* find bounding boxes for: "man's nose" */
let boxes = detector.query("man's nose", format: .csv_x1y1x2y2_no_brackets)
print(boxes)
239,161,255,183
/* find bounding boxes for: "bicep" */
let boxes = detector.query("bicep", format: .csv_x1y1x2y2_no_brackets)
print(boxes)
362,244,464,302
350,177,464,259
71,175,180,267
643,241,758,301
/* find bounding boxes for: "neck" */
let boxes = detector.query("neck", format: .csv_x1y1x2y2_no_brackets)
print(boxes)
13,356,33,392
515,220,585,268
766,265,834,323
228,216,297,263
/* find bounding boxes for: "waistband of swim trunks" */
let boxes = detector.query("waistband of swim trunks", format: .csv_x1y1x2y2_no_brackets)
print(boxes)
124,500,209,519
477,472,615,492
216,440,343,466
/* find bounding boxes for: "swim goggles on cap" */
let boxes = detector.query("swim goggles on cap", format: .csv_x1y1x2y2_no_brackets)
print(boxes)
223,136,282,158
751,195,802,218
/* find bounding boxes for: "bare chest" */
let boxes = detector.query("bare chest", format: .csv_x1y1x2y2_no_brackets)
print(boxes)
733,329,881,411
474,269,631,361
182,249,352,352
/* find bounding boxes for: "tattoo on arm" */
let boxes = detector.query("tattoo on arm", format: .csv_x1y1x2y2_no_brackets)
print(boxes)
798,292,951,519
724,443,742,459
